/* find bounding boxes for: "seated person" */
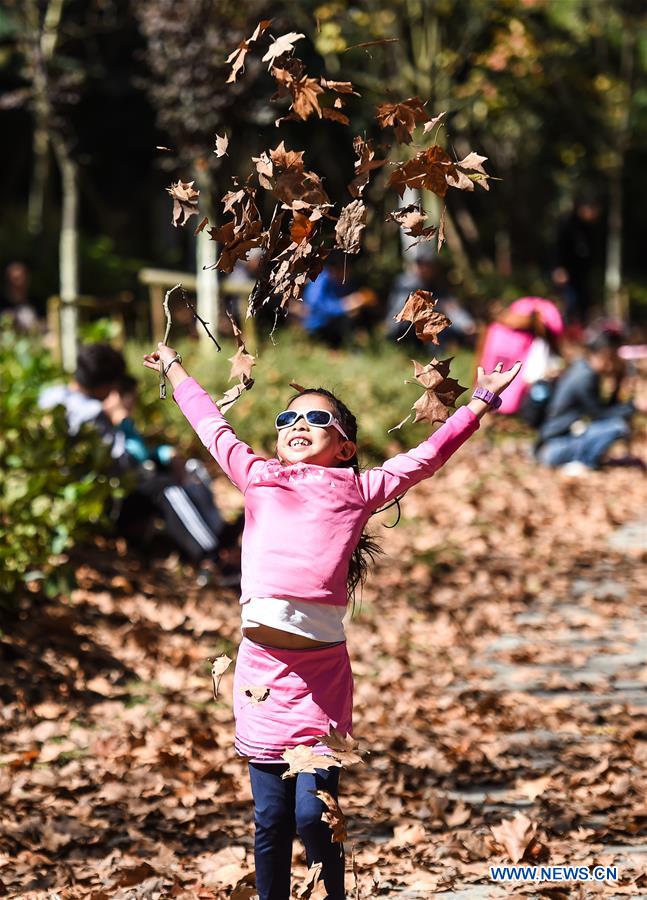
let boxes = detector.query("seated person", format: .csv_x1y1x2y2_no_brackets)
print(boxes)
535,331,637,470
301,253,374,348
0,261,42,333
385,244,476,348
478,296,564,415
39,344,235,580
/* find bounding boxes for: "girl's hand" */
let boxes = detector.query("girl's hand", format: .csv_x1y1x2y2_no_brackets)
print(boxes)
143,342,190,392
142,342,179,371
476,360,522,396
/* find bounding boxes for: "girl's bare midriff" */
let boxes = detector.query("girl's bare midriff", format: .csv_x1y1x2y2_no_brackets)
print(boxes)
243,623,334,650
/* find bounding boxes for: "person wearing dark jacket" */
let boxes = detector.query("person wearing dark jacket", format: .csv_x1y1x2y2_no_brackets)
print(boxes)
536,333,635,469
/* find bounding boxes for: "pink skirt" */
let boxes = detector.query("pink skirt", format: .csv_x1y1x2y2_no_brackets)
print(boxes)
233,636,353,763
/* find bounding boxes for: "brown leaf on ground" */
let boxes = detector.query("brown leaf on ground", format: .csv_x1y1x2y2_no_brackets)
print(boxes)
210,655,232,699
376,96,429,143
393,290,451,344
335,199,366,254
281,745,341,779
261,31,305,69
490,812,539,863
316,790,347,843
225,19,272,83
166,180,200,227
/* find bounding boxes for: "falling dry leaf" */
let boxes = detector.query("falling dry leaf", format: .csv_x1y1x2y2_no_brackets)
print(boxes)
423,111,447,134
193,216,209,236
261,31,305,69
387,204,437,243
376,97,429,143
394,290,451,344
166,180,200,227
390,357,467,430
225,19,272,83
228,345,256,382
335,199,366,254
211,655,232,699
281,745,341,779
240,685,270,704
316,790,347,842
318,727,365,766
214,133,229,158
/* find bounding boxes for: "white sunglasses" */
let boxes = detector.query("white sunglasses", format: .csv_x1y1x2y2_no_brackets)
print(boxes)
275,409,349,440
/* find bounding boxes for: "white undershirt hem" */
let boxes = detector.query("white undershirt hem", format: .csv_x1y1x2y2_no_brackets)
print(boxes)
241,596,347,643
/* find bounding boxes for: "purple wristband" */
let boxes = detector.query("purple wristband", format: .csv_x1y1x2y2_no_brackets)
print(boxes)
472,387,502,409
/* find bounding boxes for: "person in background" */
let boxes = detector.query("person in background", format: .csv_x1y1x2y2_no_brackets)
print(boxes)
0,260,42,333
301,253,374,348
385,244,476,348
535,331,638,471
477,296,564,416
552,193,602,331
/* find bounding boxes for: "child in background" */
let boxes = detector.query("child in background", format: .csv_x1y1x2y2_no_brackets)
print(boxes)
143,342,521,900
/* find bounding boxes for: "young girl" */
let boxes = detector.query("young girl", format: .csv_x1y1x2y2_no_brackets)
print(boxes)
143,343,520,900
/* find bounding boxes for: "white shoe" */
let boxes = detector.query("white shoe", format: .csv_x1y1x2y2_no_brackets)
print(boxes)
559,461,590,477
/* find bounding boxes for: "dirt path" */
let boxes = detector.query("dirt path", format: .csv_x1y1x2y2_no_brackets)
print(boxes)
1,432,645,898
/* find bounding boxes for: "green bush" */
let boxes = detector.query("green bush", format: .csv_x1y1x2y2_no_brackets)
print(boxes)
0,325,122,598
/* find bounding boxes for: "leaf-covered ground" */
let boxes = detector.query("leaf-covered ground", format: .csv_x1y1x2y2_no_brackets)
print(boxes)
1,422,645,899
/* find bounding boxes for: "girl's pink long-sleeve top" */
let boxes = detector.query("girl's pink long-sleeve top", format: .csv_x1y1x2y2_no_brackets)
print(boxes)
175,377,479,607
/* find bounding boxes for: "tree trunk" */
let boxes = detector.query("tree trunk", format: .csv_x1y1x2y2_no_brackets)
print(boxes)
604,27,634,320
193,163,219,341
53,136,79,373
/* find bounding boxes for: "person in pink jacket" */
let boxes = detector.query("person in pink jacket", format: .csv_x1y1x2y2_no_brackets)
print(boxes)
143,343,521,900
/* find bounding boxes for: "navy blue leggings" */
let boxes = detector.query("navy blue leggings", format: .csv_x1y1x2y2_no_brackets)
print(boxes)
248,762,345,900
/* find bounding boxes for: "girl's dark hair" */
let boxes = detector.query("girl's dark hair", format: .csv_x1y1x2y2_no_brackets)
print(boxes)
289,387,382,608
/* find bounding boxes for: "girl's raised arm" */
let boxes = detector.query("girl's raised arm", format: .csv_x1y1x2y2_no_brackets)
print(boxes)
143,343,266,492
359,361,521,509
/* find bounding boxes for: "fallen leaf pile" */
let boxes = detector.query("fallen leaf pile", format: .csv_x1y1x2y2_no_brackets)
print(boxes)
1,418,645,897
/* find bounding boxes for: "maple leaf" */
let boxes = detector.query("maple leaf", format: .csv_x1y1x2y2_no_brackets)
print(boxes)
269,141,305,172
335,199,366,254
318,726,365,766
273,169,330,211
349,136,386,198
296,863,326,899
252,151,274,189
376,96,429,143
211,655,232,699
389,145,457,198
239,685,270,704
272,58,324,121
387,204,437,243
261,31,305,69
225,19,272,83
423,110,447,134
320,78,359,95
322,107,350,126
214,133,229,158
389,357,467,431
316,790,347,843
281,744,341,779
290,210,321,245
394,290,451,344
166,180,200,227
216,379,254,414
490,812,539,863
228,344,256,382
